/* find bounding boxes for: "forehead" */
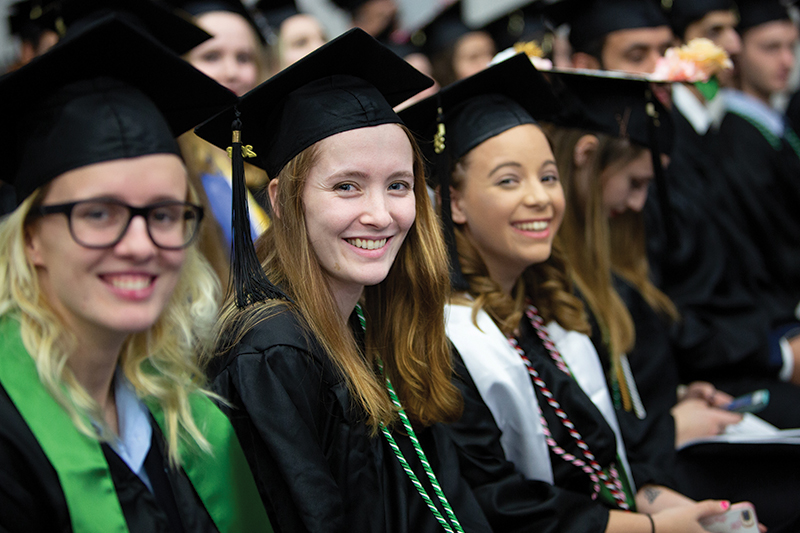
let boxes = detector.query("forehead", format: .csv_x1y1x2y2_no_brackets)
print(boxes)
605,26,674,52
743,19,798,45
196,11,254,39
311,123,414,175
468,124,554,165
696,9,739,28
42,154,188,202
281,14,324,38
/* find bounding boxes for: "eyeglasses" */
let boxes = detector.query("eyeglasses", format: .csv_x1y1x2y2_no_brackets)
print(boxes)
36,199,204,250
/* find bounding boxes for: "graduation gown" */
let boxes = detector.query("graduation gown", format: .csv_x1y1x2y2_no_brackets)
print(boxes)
0,315,270,533
714,97,800,327
645,102,775,380
443,303,659,532
582,279,679,491
211,306,492,533
0,383,219,533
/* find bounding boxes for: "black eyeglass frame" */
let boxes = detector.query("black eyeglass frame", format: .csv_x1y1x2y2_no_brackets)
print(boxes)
36,199,205,250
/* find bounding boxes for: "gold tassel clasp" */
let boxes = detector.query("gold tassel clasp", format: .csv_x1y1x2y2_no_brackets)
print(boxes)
226,145,257,159
434,122,446,154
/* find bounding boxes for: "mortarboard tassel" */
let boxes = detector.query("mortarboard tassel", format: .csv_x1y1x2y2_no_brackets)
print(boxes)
645,89,678,253
229,109,290,308
434,102,470,292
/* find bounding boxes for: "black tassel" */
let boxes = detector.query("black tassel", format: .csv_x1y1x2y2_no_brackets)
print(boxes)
645,89,678,252
229,109,289,308
434,103,470,292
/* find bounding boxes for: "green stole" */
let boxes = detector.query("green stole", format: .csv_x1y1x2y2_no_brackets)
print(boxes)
0,316,272,533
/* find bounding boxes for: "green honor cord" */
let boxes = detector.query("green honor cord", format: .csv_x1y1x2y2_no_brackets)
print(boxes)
356,306,464,533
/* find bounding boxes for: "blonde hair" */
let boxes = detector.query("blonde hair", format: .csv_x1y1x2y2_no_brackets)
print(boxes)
0,181,221,466
448,129,590,338
214,124,461,432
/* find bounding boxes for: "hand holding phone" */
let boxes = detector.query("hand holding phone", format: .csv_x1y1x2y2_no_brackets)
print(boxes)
700,502,759,532
724,390,770,414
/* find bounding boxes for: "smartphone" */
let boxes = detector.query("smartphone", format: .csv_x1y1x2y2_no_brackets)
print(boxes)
700,502,759,533
725,389,769,414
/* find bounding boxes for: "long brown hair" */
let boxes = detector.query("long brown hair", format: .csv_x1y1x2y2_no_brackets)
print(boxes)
545,124,678,385
214,124,461,432
546,125,638,359
609,210,679,321
449,128,590,338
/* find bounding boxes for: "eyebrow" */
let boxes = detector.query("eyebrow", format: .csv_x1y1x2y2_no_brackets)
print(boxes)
488,162,522,177
487,160,558,177
81,193,185,204
623,44,651,56
325,169,415,182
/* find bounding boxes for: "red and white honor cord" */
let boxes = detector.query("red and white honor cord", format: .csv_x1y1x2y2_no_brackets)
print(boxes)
507,304,630,510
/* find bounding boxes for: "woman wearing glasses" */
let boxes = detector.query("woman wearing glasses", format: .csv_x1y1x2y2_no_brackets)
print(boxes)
0,18,269,533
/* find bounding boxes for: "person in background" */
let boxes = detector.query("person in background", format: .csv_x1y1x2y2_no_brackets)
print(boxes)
645,1,796,403
411,3,496,88
6,0,59,70
331,0,398,44
169,0,271,287
665,0,741,87
197,29,492,533
547,65,797,533
0,16,269,532
712,0,800,390
543,0,674,75
254,0,327,71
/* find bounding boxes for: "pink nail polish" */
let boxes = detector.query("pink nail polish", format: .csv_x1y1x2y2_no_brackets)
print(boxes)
721,501,730,510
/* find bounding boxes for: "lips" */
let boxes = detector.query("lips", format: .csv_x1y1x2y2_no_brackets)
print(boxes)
345,238,388,250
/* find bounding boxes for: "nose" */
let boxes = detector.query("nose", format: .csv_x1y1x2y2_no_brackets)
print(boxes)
721,29,742,56
359,190,393,229
782,46,796,71
643,50,663,75
221,55,240,83
114,215,157,259
522,180,552,209
627,189,649,213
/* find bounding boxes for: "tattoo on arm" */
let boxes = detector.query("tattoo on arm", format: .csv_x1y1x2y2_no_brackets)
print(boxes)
643,487,662,505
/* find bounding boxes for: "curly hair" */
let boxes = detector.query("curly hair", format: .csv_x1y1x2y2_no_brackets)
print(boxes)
448,133,590,337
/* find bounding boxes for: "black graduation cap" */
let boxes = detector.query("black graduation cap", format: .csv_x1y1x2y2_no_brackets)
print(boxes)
545,68,677,249
484,9,549,52
542,0,669,53
253,0,298,35
8,0,45,39
18,0,211,54
0,15,238,203
165,0,266,43
737,0,791,34
329,0,368,15
663,0,736,40
398,53,560,289
547,69,673,152
194,28,434,307
410,3,474,58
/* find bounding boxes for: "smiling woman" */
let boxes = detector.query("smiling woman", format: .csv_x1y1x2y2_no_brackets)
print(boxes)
0,17,270,533
296,124,416,316
400,54,730,533
197,29,491,533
